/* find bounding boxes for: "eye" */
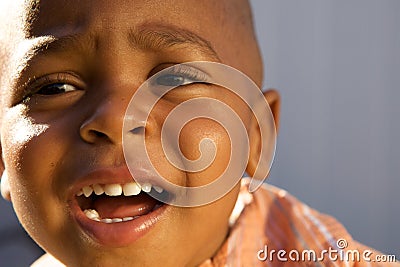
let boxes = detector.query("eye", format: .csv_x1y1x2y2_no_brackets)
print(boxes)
153,65,209,87
19,73,85,110
36,83,77,95
21,72,84,102
156,74,187,87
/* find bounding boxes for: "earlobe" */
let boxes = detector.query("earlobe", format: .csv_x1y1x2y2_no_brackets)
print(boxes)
1,170,11,201
0,144,11,201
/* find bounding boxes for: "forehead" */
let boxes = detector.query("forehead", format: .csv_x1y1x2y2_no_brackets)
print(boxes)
26,0,229,38
16,0,256,71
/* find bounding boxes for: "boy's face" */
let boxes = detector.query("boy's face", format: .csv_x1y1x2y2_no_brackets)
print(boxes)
0,0,276,266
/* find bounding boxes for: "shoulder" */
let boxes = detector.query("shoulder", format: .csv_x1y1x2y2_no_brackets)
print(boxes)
31,254,65,267
237,179,353,250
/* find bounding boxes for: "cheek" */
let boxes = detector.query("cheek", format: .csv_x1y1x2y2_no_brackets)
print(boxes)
146,96,251,188
178,118,231,186
2,106,52,203
1,106,68,248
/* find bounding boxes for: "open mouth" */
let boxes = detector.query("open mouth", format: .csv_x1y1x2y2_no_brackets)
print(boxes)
75,182,169,224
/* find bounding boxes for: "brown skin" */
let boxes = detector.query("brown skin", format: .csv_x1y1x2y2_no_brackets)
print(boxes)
0,0,280,266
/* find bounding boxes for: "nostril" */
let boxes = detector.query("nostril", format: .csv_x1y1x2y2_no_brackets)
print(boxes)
129,126,145,135
80,129,110,144
93,131,108,139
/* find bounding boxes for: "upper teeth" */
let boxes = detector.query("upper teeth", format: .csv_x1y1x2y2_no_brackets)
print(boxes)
76,182,163,197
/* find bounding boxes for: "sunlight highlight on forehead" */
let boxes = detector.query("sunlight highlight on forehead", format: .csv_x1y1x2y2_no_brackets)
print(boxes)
0,0,56,104
10,36,55,74
4,36,55,97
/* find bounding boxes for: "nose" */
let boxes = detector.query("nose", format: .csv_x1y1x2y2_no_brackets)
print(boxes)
79,93,153,145
79,96,127,145
79,94,152,145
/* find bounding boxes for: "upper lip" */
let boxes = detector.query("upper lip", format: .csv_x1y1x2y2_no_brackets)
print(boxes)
68,165,167,199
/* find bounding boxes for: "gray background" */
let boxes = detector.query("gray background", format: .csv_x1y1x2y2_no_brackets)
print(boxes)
0,0,399,265
251,0,399,258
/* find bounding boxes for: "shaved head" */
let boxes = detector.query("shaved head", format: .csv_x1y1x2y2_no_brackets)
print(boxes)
0,0,262,90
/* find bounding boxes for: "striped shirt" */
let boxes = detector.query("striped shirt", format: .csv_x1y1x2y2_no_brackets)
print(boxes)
199,178,399,267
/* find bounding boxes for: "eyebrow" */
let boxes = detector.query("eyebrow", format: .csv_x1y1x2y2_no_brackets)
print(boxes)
29,23,221,61
128,23,220,60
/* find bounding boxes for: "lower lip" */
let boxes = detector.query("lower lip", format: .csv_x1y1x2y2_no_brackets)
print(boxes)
70,199,169,247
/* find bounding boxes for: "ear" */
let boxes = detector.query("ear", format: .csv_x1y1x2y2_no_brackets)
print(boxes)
246,89,280,177
263,89,280,132
0,145,11,201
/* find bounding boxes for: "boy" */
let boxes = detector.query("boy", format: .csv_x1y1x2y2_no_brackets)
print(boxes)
0,0,398,266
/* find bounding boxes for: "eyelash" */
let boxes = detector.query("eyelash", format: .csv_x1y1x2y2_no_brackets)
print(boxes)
150,64,210,92
167,65,208,82
23,72,82,100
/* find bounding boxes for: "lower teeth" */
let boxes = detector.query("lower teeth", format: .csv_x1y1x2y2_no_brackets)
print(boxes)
83,209,135,224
